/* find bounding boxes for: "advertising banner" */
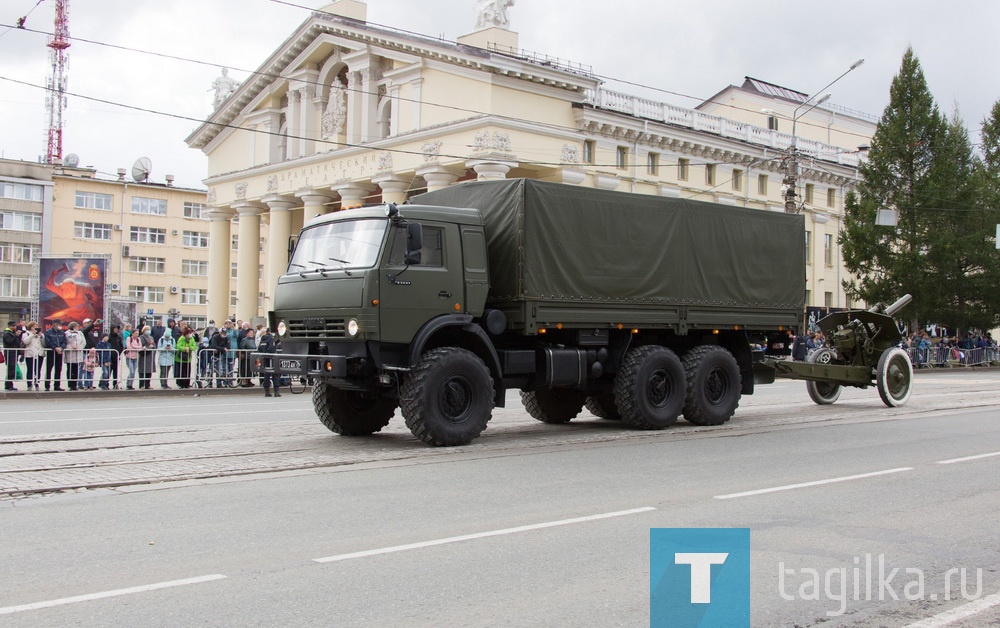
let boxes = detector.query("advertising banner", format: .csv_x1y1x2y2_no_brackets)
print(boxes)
37,257,107,326
106,299,139,332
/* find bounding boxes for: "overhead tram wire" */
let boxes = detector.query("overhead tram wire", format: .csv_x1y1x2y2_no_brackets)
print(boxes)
1,16,873,147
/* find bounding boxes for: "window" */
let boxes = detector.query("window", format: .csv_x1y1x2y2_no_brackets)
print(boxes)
0,276,31,298
129,285,165,303
185,316,207,331
824,234,834,267
132,197,167,216
129,257,165,274
768,115,779,131
230,290,237,307
184,202,207,220
616,147,628,170
1,182,43,201
75,191,113,210
827,188,836,208
677,158,689,181
705,164,716,186
183,231,209,248
0,210,42,232
231,262,238,279
182,259,209,277
825,292,833,308
732,169,743,192
805,184,815,204
647,153,660,176
389,226,444,267
805,231,812,264
583,140,595,164
130,226,166,244
0,243,39,264
758,174,768,196
75,221,113,240
181,288,207,305
231,235,238,250
260,237,265,253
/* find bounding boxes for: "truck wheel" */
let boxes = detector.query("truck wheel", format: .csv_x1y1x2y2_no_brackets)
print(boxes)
877,347,913,407
806,348,842,405
312,381,396,435
585,393,621,421
400,347,495,446
614,346,685,429
521,389,586,424
682,345,741,426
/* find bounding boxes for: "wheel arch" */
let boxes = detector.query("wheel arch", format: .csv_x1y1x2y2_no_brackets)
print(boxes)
408,314,506,407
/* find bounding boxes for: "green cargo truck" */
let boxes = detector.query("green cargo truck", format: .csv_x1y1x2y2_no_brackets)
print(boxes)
261,178,808,446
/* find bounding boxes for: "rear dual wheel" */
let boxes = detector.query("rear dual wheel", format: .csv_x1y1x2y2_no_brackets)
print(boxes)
614,346,686,429
682,345,741,426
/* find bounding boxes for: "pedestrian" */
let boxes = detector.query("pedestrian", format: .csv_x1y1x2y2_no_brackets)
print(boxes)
125,330,141,389
258,328,281,398
95,334,112,390
82,347,98,389
791,331,809,362
21,322,44,391
107,324,124,388
151,320,166,344
81,318,102,350
43,319,67,391
3,320,22,391
238,328,257,386
175,327,196,389
137,326,156,389
157,332,176,389
64,321,86,391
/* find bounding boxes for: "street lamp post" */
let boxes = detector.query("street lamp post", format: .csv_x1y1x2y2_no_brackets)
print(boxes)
774,59,865,213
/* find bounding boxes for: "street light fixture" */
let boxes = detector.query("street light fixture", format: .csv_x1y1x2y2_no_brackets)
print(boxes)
777,59,865,213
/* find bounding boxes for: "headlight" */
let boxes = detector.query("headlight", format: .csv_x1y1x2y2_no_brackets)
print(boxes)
277,321,287,337
347,318,360,337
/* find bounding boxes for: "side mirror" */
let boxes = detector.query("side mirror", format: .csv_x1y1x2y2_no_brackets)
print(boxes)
405,222,423,265
287,234,298,262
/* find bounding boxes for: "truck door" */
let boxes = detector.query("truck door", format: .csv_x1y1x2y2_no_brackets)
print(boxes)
379,222,465,345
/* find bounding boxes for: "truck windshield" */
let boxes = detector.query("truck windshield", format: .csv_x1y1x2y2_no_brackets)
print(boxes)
288,219,386,273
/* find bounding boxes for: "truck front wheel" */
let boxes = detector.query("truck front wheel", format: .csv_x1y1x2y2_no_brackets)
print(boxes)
521,389,586,424
312,381,396,436
682,345,741,426
400,347,495,446
614,346,686,429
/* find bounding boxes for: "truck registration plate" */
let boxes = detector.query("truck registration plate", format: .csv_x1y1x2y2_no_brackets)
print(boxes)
279,359,301,371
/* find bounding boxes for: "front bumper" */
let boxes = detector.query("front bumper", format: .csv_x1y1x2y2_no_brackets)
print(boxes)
255,352,347,378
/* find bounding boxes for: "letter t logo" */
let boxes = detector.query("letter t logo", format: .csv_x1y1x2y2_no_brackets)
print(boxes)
675,553,729,603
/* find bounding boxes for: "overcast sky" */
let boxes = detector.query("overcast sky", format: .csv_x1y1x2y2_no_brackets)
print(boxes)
1,0,997,189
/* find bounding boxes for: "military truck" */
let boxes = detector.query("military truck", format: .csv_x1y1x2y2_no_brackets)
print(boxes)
260,178,807,446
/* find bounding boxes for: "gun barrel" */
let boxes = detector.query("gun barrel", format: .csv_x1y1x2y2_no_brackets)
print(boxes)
883,294,913,318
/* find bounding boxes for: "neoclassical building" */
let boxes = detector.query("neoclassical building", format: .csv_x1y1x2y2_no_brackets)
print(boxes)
187,0,875,324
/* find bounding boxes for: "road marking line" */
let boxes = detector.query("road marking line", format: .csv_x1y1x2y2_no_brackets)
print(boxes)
937,451,1000,465
904,592,1000,627
313,507,656,563
713,468,914,500
0,574,227,615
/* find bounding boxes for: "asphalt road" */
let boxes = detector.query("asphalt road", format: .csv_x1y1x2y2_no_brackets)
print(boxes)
2,371,999,627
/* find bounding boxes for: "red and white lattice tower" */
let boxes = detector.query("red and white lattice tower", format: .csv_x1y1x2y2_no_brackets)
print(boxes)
44,0,71,164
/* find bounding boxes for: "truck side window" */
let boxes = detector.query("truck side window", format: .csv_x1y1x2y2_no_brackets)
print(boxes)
389,225,444,267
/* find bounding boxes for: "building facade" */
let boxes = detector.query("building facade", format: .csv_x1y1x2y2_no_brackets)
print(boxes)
187,0,876,324
1,157,220,328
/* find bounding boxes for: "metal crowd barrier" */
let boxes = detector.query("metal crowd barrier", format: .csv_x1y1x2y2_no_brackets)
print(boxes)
2,345,265,392
907,345,999,368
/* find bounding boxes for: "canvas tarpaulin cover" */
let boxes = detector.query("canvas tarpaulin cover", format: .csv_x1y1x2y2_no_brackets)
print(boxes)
414,178,805,310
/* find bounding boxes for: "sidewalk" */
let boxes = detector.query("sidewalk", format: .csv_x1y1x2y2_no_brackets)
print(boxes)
1,384,264,400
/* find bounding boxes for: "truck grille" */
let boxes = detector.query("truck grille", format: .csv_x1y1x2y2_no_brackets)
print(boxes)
286,318,346,339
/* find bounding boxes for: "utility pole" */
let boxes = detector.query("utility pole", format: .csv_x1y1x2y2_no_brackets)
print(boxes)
781,59,865,214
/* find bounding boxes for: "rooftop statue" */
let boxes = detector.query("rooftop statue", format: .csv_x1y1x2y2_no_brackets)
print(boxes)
209,68,240,110
475,0,515,30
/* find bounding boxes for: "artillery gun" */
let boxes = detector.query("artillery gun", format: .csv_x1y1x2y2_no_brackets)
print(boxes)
759,295,914,407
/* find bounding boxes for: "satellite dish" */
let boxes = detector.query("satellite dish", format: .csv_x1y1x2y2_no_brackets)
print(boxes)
131,157,152,183
64,153,80,167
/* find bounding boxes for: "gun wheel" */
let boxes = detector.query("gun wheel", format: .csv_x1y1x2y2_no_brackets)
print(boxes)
877,347,913,407
806,348,842,405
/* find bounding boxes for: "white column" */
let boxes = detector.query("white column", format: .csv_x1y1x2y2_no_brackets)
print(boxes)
287,89,302,158
296,190,335,219
233,202,266,322
417,165,460,192
468,159,516,180
205,207,235,325
263,196,298,307
336,182,375,209
373,176,410,204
